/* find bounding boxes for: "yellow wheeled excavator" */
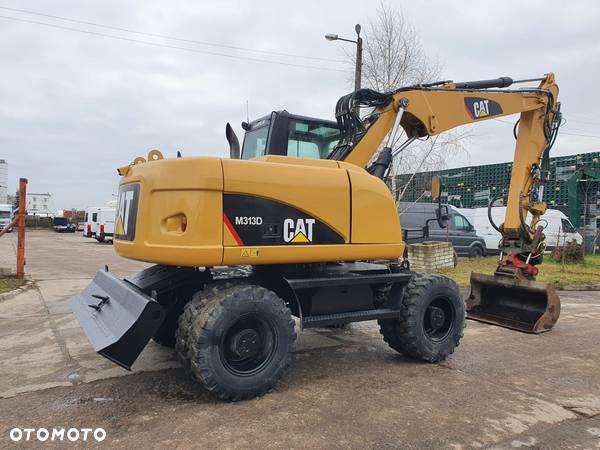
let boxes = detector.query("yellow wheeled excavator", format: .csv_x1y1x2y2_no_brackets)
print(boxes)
69,73,562,401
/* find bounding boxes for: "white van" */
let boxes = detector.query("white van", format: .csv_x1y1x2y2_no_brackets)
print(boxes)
95,207,116,243
83,206,102,238
459,207,582,254
0,203,13,232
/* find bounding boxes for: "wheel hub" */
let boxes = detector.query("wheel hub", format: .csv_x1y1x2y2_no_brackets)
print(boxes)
230,328,261,358
427,306,446,331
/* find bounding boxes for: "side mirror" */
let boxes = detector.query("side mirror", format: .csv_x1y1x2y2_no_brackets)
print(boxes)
430,175,448,228
435,206,450,229
225,123,241,159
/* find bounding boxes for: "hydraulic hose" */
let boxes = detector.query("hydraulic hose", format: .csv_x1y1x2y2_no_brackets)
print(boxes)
487,192,503,233
518,192,531,237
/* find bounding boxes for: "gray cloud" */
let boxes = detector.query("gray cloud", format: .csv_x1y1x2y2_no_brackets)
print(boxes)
1,0,599,209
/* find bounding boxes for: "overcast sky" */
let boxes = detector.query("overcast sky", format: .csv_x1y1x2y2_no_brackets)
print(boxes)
1,0,599,209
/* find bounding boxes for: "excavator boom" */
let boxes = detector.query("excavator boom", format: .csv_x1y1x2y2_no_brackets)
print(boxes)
331,73,562,333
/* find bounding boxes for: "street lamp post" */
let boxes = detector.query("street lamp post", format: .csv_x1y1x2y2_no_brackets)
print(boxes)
325,23,363,91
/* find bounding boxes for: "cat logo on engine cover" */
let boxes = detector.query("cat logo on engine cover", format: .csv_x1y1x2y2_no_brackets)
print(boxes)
223,194,344,246
284,218,315,243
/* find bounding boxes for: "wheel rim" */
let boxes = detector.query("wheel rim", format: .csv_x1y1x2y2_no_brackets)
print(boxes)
423,297,455,341
220,313,277,376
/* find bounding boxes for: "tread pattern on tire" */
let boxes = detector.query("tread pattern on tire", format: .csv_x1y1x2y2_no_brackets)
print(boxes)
176,282,296,401
175,279,246,374
379,273,465,363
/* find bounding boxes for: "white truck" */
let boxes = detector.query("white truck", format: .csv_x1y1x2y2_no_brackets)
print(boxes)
0,203,13,232
458,207,582,254
83,206,102,238
95,207,116,243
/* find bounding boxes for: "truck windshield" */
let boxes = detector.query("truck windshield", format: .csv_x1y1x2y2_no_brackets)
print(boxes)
53,218,68,226
561,218,576,233
0,211,10,219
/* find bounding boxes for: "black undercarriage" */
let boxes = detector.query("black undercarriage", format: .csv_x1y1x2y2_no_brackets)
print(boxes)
70,262,414,370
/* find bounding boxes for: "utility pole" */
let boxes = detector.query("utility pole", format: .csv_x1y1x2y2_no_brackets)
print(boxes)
16,178,27,279
354,24,362,91
325,23,363,91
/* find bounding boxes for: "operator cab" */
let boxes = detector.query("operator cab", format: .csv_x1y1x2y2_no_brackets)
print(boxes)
237,111,342,160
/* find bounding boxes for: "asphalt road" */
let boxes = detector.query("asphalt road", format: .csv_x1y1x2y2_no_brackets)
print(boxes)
1,230,599,449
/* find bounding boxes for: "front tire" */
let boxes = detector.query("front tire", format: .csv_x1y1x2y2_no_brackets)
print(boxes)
179,284,296,401
379,273,465,362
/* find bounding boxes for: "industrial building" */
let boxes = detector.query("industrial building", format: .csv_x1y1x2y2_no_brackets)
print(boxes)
395,151,600,236
0,159,7,204
26,192,58,217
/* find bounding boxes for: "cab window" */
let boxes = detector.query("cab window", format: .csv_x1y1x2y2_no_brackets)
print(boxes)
453,214,471,231
241,126,269,160
561,218,576,233
286,119,341,159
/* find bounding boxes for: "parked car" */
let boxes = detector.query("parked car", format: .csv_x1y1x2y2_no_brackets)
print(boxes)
53,217,76,233
76,222,85,232
83,206,102,237
95,207,116,243
398,202,487,257
0,203,13,232
458,207,582,254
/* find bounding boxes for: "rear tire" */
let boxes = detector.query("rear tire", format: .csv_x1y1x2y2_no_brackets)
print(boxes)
378,273,465,362
178,284,296,401
469,245,484,258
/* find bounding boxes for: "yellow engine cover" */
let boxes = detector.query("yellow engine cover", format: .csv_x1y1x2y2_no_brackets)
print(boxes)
114,155,404,267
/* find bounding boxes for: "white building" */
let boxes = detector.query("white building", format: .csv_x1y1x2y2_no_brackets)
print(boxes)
26,192,58,217
0,159,7,204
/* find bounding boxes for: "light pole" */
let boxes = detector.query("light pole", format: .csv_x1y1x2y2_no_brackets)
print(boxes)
325,23,363,91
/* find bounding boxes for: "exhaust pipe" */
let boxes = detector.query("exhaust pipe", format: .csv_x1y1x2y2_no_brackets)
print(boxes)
466,272,560,334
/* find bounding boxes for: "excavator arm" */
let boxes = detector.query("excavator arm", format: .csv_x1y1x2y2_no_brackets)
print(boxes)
332,73,562,332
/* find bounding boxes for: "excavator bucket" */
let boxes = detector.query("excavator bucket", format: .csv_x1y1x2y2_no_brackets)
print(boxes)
466,272,560,334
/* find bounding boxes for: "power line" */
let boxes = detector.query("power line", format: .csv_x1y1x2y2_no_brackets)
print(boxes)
563,117,600,127
0,5,346,64
0,15,347,72
493,118,600,140
558,131,600,140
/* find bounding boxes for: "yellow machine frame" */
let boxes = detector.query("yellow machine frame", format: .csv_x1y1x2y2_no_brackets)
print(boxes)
115,74,559,273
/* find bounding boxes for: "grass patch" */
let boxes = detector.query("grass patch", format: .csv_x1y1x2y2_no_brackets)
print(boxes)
436,255,600,288
0,277,25,295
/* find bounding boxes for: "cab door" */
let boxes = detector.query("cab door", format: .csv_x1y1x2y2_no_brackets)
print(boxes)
449,213,475,255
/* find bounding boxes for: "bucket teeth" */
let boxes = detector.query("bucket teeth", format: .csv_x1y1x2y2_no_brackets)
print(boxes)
466,272,560,334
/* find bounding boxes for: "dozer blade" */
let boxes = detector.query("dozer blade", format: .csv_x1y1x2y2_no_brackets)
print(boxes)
68,270,166,370
466,272,560,334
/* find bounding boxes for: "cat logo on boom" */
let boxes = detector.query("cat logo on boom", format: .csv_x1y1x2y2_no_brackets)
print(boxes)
473,99,490,118
283,218,315,243
464,97,503,120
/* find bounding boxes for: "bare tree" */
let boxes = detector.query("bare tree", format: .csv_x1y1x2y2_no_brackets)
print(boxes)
360,3,441,91
347,1,468,202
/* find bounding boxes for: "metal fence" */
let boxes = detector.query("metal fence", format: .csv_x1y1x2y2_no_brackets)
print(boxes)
395,152,600,220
